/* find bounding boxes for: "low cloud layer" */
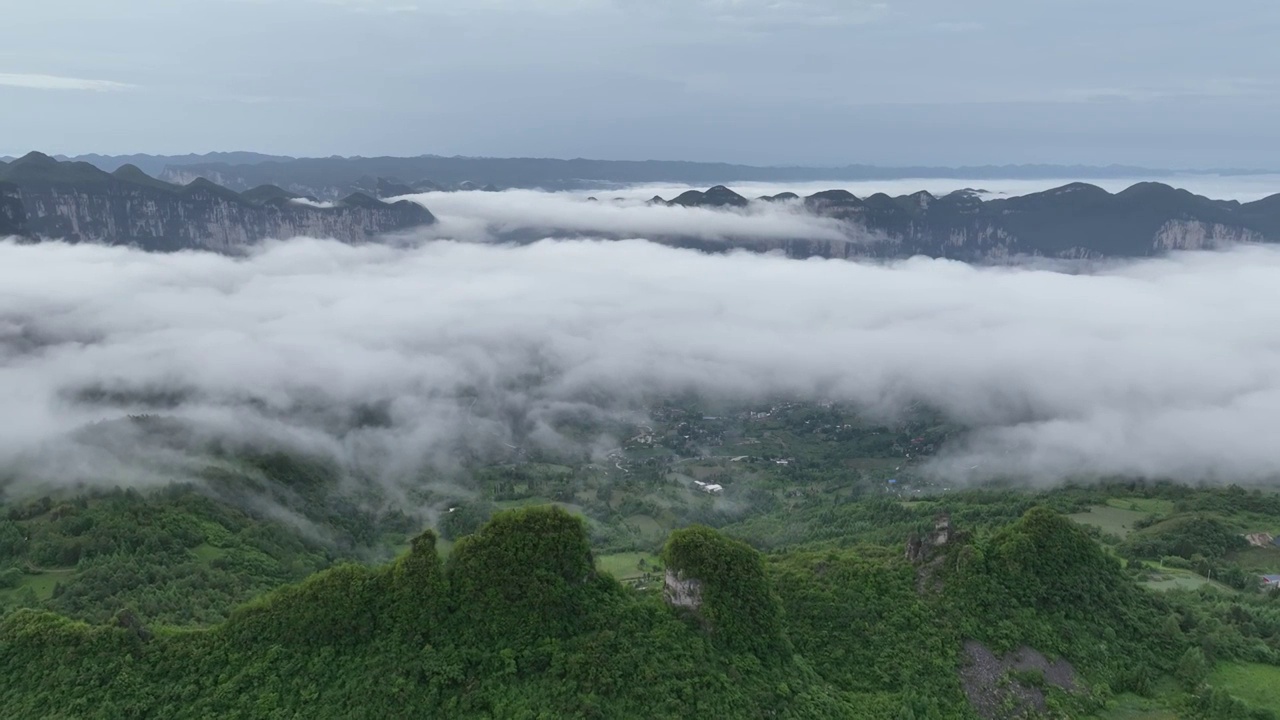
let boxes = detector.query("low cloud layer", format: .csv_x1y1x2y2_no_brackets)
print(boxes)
0,236,1278,492
399,189,852,245
395,177,1280,250
0,72,135,92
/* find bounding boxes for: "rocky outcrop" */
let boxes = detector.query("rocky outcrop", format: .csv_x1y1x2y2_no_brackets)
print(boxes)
661,526,790,659
960,641,1079,720
907,513,956,565
0,180,25,237
0,152,435,251
1152,219,1265,251
662,569,704,612
653,182,1280,261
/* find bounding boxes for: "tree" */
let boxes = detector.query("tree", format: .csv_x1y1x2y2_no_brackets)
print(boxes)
1176,647,1209,690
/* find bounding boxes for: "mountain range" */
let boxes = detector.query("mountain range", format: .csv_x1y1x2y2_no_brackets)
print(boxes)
647,184,1280,261
0,152,434,250
4,152,1280,260
5,151,1275,198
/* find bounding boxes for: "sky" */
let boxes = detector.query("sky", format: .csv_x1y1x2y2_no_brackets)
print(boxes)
2,0,1279,167
4,235,1279,493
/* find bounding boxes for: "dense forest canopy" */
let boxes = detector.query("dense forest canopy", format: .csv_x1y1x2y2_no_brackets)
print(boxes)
2,402,1280,718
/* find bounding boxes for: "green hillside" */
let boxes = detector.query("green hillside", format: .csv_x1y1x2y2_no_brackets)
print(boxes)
4,405,1280,718
4,503,1278,719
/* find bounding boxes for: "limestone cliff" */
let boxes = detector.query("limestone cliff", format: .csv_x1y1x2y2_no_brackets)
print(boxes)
0,180,24,237
0,153,435,251
656,181,1280,261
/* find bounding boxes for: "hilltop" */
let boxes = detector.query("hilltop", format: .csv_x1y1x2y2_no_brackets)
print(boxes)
0,152,435,249
3,402,1280,718
7,152,1280,260
643,182,1280,260
0,504,1227,719
10,152,1203,198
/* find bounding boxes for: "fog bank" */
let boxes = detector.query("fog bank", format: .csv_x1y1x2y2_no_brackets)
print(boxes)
1,237,1278,487
400,189,852,245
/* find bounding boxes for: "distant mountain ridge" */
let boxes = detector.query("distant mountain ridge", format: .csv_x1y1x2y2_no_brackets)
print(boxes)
0,152,434,250
156,156,1277,199
6,152,1280,261
8,151,1278,200
644,183,1280,260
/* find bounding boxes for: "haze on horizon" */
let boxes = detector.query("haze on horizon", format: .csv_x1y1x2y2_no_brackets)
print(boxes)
2,0,1278,168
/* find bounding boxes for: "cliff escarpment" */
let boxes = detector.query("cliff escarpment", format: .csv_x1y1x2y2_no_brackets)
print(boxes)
0,153,435,251
655,183,1280,261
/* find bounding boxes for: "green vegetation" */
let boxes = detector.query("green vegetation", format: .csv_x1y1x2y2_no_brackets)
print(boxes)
0,439,416,625
3,498,1279,718
596,551,660,582
1209,663,1280,713
3,403,1280,717
1069,504,1151,538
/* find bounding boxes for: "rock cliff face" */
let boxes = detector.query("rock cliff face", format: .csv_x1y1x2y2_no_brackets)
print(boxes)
0,153,435,251
0,180,25,237
658,181,1280,261
662,569,704,611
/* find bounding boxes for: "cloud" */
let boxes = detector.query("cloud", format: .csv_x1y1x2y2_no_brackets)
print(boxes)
930,20,983,33
398,189,855,245
0,73,135,92
0,236,1279,492
289,198,339,208
221,0,420,10
318,0,419,12
695,0,889,27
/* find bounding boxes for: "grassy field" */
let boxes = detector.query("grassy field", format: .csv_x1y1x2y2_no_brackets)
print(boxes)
1230,545,1280,574
1104,497,1174,515
1210,662,1280,711
1140,565,1235,593
1068,505,1150,538
596,552,660,581
0,567,75,602
1091,692,1180,719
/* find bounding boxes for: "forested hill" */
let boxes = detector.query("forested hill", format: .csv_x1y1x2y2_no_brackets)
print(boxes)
2,504,1274,719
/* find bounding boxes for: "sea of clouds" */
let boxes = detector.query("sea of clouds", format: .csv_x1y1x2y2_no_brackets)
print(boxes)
1,235,1278,491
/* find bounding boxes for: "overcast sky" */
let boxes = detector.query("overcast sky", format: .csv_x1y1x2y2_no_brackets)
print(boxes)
2,0,1278,167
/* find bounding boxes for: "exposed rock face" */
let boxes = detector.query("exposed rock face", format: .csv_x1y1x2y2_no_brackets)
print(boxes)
663,569,704,612
907,513,954,564
1152,219,1265,250
657,182,1280,261
0,181,25,237
0,152,436,251
1245,532,1274,548
960,641,1079,720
